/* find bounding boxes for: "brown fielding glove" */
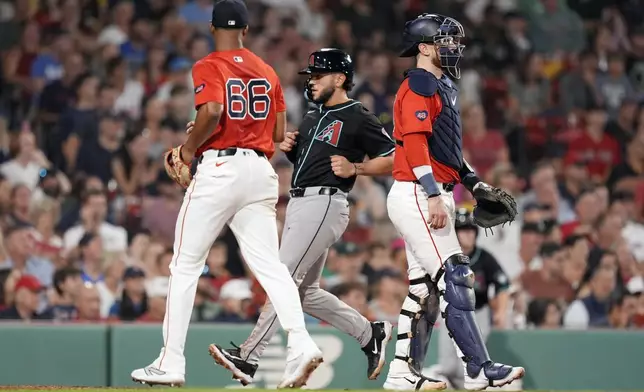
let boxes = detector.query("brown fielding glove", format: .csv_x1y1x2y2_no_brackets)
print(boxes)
164,145,193,189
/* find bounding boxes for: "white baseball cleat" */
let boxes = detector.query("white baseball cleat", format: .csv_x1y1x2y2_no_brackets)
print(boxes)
131,366,185,387
464,365,525,391
277,346,324,388
383,373,447,390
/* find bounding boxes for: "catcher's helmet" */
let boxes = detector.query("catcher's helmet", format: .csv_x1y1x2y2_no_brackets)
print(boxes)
399,13,465,79
299,48,355,100
455,208,478,232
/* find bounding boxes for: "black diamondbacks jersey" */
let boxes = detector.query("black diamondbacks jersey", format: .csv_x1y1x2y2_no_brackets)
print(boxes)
287,100,395,192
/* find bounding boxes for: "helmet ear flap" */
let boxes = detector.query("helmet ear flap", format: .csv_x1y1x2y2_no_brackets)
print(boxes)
304,77,314,101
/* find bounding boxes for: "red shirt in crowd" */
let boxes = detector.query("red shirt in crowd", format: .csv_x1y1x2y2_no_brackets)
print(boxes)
463,130,507,178
567,132,621,180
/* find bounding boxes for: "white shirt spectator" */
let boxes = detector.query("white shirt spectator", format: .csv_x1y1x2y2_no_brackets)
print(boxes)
96,280,121,318
563,300,590,329
97,25,128,46
0,159,42,190
622,221,644,262
63,222,128,254
114,80,145,120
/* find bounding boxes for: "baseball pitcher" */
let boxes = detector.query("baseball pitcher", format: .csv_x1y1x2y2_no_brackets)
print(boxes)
383,14,524,391
130,0,322,388
208,48,396,386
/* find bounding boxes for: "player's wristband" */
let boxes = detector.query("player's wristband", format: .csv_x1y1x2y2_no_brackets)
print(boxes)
461,173,481,193
418,172,441,198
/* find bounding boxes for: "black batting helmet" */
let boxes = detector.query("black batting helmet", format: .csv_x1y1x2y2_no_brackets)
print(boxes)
399,13,465,79
299,48,355,100
455,208,477,232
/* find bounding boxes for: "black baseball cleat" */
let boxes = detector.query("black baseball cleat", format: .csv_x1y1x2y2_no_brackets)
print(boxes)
208,342,258,386
362,321,393,380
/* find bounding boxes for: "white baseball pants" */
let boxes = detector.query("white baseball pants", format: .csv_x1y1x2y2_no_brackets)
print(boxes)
151,148,309,375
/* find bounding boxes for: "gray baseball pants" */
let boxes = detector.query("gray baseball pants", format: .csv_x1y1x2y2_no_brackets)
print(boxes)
239,187,373,364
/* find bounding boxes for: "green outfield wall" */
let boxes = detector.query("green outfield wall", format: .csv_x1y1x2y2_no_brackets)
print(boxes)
0,324,641,389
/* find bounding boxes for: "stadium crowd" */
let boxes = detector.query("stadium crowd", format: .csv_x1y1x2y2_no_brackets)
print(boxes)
0,0,643,331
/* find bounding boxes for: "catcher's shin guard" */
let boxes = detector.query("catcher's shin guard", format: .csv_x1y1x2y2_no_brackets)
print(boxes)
394,274,440,375
438,254,494,377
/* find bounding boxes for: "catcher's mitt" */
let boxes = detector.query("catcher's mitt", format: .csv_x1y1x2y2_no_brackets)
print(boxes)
472,183,518,229
164,145,193,189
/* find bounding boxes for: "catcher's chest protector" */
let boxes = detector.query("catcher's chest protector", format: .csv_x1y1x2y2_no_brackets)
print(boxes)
429,77,463,171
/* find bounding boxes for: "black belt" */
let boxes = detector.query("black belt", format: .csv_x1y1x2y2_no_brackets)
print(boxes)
199,147,265,163
413,180,456,192
289,187,339,198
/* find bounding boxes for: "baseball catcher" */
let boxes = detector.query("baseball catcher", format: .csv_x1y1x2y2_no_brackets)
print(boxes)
383,13,525,391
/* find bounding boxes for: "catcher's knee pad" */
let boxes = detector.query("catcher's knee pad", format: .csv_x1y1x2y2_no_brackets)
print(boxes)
440,254,491,372
396,274,440,375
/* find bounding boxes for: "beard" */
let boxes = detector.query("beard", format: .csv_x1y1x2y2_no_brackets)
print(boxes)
431,49,442,69
312,85,335,104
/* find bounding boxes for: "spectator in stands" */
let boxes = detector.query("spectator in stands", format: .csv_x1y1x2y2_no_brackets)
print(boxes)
560,50,602,114
140,173,181,247
507,52,551,119
6,184,32,228
324,242,368,290
564,265,616,328
607,135,644,191
0,274,52,321
568,105,620,183
74,113,125,185
332,281,373,321
63,190,127,254
462,104,509,179
368,272,406,323
593,212,626,252
608,292,639,328
213,279,252,323
560,187,602,240
1,129,51,191
502,221,546,281
597,53,635,119
76,232,103,284
0,224,54,290
192,267,221,323
606,98,638,152
50,266,82,321
520,242,575,303
110,266,147,321
96,258,124,319
526,298,562,329
74,282,102,322
557,153,589,214
59,72,101,173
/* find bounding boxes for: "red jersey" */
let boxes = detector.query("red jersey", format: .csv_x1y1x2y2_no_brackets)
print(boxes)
567,132,621,180
192,48,286,159
392,78,460,183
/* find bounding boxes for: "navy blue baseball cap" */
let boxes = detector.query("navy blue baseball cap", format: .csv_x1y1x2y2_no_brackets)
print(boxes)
211,0,249,29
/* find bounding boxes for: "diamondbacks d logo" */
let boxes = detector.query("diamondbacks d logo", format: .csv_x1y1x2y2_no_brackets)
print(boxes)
315,120,343,147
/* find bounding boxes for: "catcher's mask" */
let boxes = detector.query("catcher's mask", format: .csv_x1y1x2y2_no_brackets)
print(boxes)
299,48,355,102
399,14,465,80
